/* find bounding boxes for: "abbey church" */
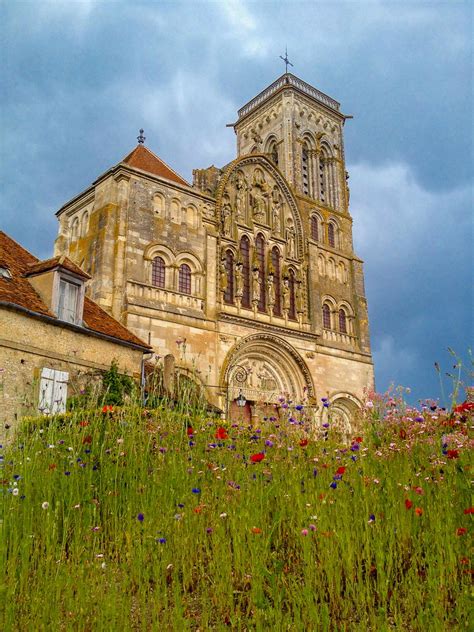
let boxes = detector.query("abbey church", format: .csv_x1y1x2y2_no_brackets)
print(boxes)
54,72,374,430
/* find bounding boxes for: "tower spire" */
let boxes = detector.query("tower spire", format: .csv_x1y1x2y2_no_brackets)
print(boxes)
137,129,146,145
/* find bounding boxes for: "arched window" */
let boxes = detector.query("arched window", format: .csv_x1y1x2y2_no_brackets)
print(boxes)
152,256,166,288
268,138,279,166
271,246,281,316
328,222,336,248
319,158,326,204
289,269,296,320
178,264,191,294
311,215,319,241
256,234,266,312
71,217,79,241
224,250,234,305
302,143,310,196
322,303,331,329
339,308,347,334
81,211,89,237
240,236,251,308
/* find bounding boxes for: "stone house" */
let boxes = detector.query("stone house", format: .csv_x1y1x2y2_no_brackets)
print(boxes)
53,72,374,432
0,231,151,438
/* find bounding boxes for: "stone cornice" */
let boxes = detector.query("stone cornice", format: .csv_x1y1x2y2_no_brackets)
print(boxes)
218,312,319,342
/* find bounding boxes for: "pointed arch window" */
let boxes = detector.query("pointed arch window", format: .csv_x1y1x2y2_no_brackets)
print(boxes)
289,269,296,320
240,235,251,308
152,257,166,288
328,222,336,248
178,264,191,295
339,309,347,334
302,143,310,196
311,215,319,241
322,303,331,329
256,234,266,312
224,250,234,304
271,246,281,316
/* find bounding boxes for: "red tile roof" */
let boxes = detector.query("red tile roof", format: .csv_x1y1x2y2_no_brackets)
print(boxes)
26,256,91,280
0,231,150,350
122,144,189,187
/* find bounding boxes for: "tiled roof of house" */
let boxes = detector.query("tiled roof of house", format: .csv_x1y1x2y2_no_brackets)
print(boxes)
121,144,189,187
26,256,91,280
0,231,150,349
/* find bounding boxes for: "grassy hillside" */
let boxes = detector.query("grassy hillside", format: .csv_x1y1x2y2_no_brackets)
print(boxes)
1,394,472,630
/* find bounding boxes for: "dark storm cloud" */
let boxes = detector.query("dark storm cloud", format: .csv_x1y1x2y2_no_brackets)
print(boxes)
1,0,472,403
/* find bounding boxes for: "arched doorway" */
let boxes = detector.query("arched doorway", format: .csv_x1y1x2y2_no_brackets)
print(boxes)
220,334,314,422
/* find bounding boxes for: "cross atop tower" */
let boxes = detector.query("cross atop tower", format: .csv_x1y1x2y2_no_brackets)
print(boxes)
279,47,293,74
137,129,146,145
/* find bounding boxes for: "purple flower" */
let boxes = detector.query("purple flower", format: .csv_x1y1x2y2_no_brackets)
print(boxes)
313,468,318,477
157,537,166,544
64,471,71,476
330,482,337,489
322,423,329,428
368,514,375,523
206,528,213,534
137,513,145,522
265,440,274,447
350,443,360,451
323,402,330,408
192,488,201,494
295,405,303,411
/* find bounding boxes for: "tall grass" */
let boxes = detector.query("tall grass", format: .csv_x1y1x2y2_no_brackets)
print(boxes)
0,394,472,631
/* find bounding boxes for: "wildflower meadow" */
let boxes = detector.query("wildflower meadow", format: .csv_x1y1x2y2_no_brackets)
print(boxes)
0,390,472,630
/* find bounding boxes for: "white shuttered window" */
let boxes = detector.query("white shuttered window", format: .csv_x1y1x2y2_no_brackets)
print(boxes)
38,368,69,414
58,279,79,324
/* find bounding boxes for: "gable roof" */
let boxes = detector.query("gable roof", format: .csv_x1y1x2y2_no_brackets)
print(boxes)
26,256,91,280
121,144,189,187
0,231,150,350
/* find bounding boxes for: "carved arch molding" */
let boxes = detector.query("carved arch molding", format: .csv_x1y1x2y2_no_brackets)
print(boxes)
216,154,306,260
220,333,314,404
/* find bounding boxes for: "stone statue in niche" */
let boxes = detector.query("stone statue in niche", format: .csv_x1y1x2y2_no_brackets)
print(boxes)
295,279,305,314
251,170,269,223
267,274,275,310
219,259,227,297
282,278,290,312
221,201,232,237
286,221,296,258
271,187,282,235
251,269,261,306
235,173,247,222
235,261,243,299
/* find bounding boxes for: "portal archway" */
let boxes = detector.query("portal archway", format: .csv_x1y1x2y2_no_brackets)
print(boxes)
220,334,314,420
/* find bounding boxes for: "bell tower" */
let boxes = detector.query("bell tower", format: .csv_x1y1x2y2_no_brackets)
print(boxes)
232,73,349,214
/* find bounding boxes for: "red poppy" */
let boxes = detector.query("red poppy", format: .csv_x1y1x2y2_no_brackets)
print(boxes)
464,507,474,514
79,421,89,427
447,449,459,459
354,436,363,443
453,402,474,414
299,438,309,447
186,427,194,436
251,527,262,534
48,463,57,471
456,527,467,536
82,435,92,445
102,405,113,413
250,452,265,463
215,427,228,440
405,499,413,510
336,466,346,475
415,507,423,516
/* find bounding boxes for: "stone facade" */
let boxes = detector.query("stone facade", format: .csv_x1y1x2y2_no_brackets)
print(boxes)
54,73,374,433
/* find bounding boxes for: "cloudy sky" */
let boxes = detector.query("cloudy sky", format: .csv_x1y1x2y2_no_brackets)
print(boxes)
1,0,472,405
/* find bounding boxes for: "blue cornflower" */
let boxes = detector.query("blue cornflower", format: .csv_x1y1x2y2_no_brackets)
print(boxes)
157,537,166,544
192,488,201,494
64,471,71,476
295,405,303,411
137,513,145,522
13,474,21,480
330,482,337,489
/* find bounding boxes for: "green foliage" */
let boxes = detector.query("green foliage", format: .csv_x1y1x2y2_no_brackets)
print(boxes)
101,360,135,406
1,400,472,630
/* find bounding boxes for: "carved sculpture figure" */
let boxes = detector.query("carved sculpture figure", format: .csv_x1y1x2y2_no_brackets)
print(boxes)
271,187,281,234
267,274,275,309
222,202,232,237
252,269,261,305
282,278,290,312
235,262,243,298
295,280,304,314
286,223,296,258
235,173,246,222
219,260,227,294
